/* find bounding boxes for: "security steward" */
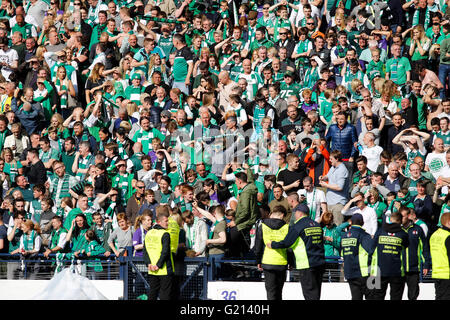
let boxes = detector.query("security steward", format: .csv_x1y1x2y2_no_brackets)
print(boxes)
158,205,182,300
340,213,374,300
254,205,290,300
367,210,409,300
430,211,450,300
400,207,431,300
143,210,174,300
267,204,325,300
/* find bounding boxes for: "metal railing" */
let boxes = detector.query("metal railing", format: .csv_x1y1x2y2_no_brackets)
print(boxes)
0,252,120,280
0,250,434,299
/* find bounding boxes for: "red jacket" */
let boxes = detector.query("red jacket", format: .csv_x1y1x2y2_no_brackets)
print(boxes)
304,145,330,185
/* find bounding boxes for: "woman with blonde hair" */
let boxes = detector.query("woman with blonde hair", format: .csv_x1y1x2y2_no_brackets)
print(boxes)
48,113,70,138
193,47,211,77
334,13,346,31
35,45,47,62
37,18,55,46
2,147,23,182
371,77,385,99
408,25,431,69
132,211,153,256
119,56,132,81
55,65,77,119
148,53,168,83
126,101,139,118
373,79,400,125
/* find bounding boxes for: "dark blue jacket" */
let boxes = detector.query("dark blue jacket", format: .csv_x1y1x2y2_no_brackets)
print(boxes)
341,225,374,280
325,122,358,160
11,98,42,135
271,215,325,269
402,222,431,273
371,222,409,277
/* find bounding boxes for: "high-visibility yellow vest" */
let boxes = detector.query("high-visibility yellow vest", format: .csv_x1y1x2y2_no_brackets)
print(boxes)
144,228,173,276
262,223,289,265
430,227,450,279
167,217,180,254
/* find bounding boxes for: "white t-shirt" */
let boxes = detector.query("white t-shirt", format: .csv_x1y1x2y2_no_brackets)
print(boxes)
425,152,447,180
297,188,326,222
342,205,378,236
0,48,18,80
361,145,384,172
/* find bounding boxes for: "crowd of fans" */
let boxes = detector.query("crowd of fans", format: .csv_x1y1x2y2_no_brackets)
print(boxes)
0,0,448,284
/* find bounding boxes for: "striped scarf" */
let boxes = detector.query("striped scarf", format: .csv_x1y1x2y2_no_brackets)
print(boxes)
304,67,319,89
55,78,68,109
174,152,185,183
51,174,71,206
389,58,399,83
77,154,92,179
105,202,117,220
6,161,20,182
116,139,129,159
179,199,193,213
99,138,113,152
413,7,431,30
22,230,36,251
107,156,118,175
50,227,67,250
114,173,132,205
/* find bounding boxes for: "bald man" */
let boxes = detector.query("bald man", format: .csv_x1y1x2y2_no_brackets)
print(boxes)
425,138,448,180
218,70,237,109
192,111,220,145
383,162,406,193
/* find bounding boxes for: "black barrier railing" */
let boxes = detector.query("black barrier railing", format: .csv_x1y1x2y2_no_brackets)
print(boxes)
0,252,434,299
0,253,120,280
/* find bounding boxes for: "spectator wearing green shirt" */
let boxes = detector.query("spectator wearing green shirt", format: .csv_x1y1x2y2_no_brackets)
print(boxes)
172,33,194,95
385,43,411,86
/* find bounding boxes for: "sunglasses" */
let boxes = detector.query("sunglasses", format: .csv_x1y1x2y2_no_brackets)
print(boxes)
279,32,288,35
136,186,145,189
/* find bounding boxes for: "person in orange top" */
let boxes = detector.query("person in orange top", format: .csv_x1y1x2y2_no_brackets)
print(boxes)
304,138,330,186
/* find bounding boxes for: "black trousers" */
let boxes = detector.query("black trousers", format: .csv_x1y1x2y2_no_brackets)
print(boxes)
298,266,324,300
228,227,250,258
405,272,420,300
348,277,368,300
263,269,286,300
435,279,450,300
148,274,173,300
368,276,405,300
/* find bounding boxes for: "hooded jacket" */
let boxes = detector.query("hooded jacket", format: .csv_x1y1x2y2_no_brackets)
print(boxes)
254,218,292,271
402,222,431,273
371,222,409,277
341,225,374,280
